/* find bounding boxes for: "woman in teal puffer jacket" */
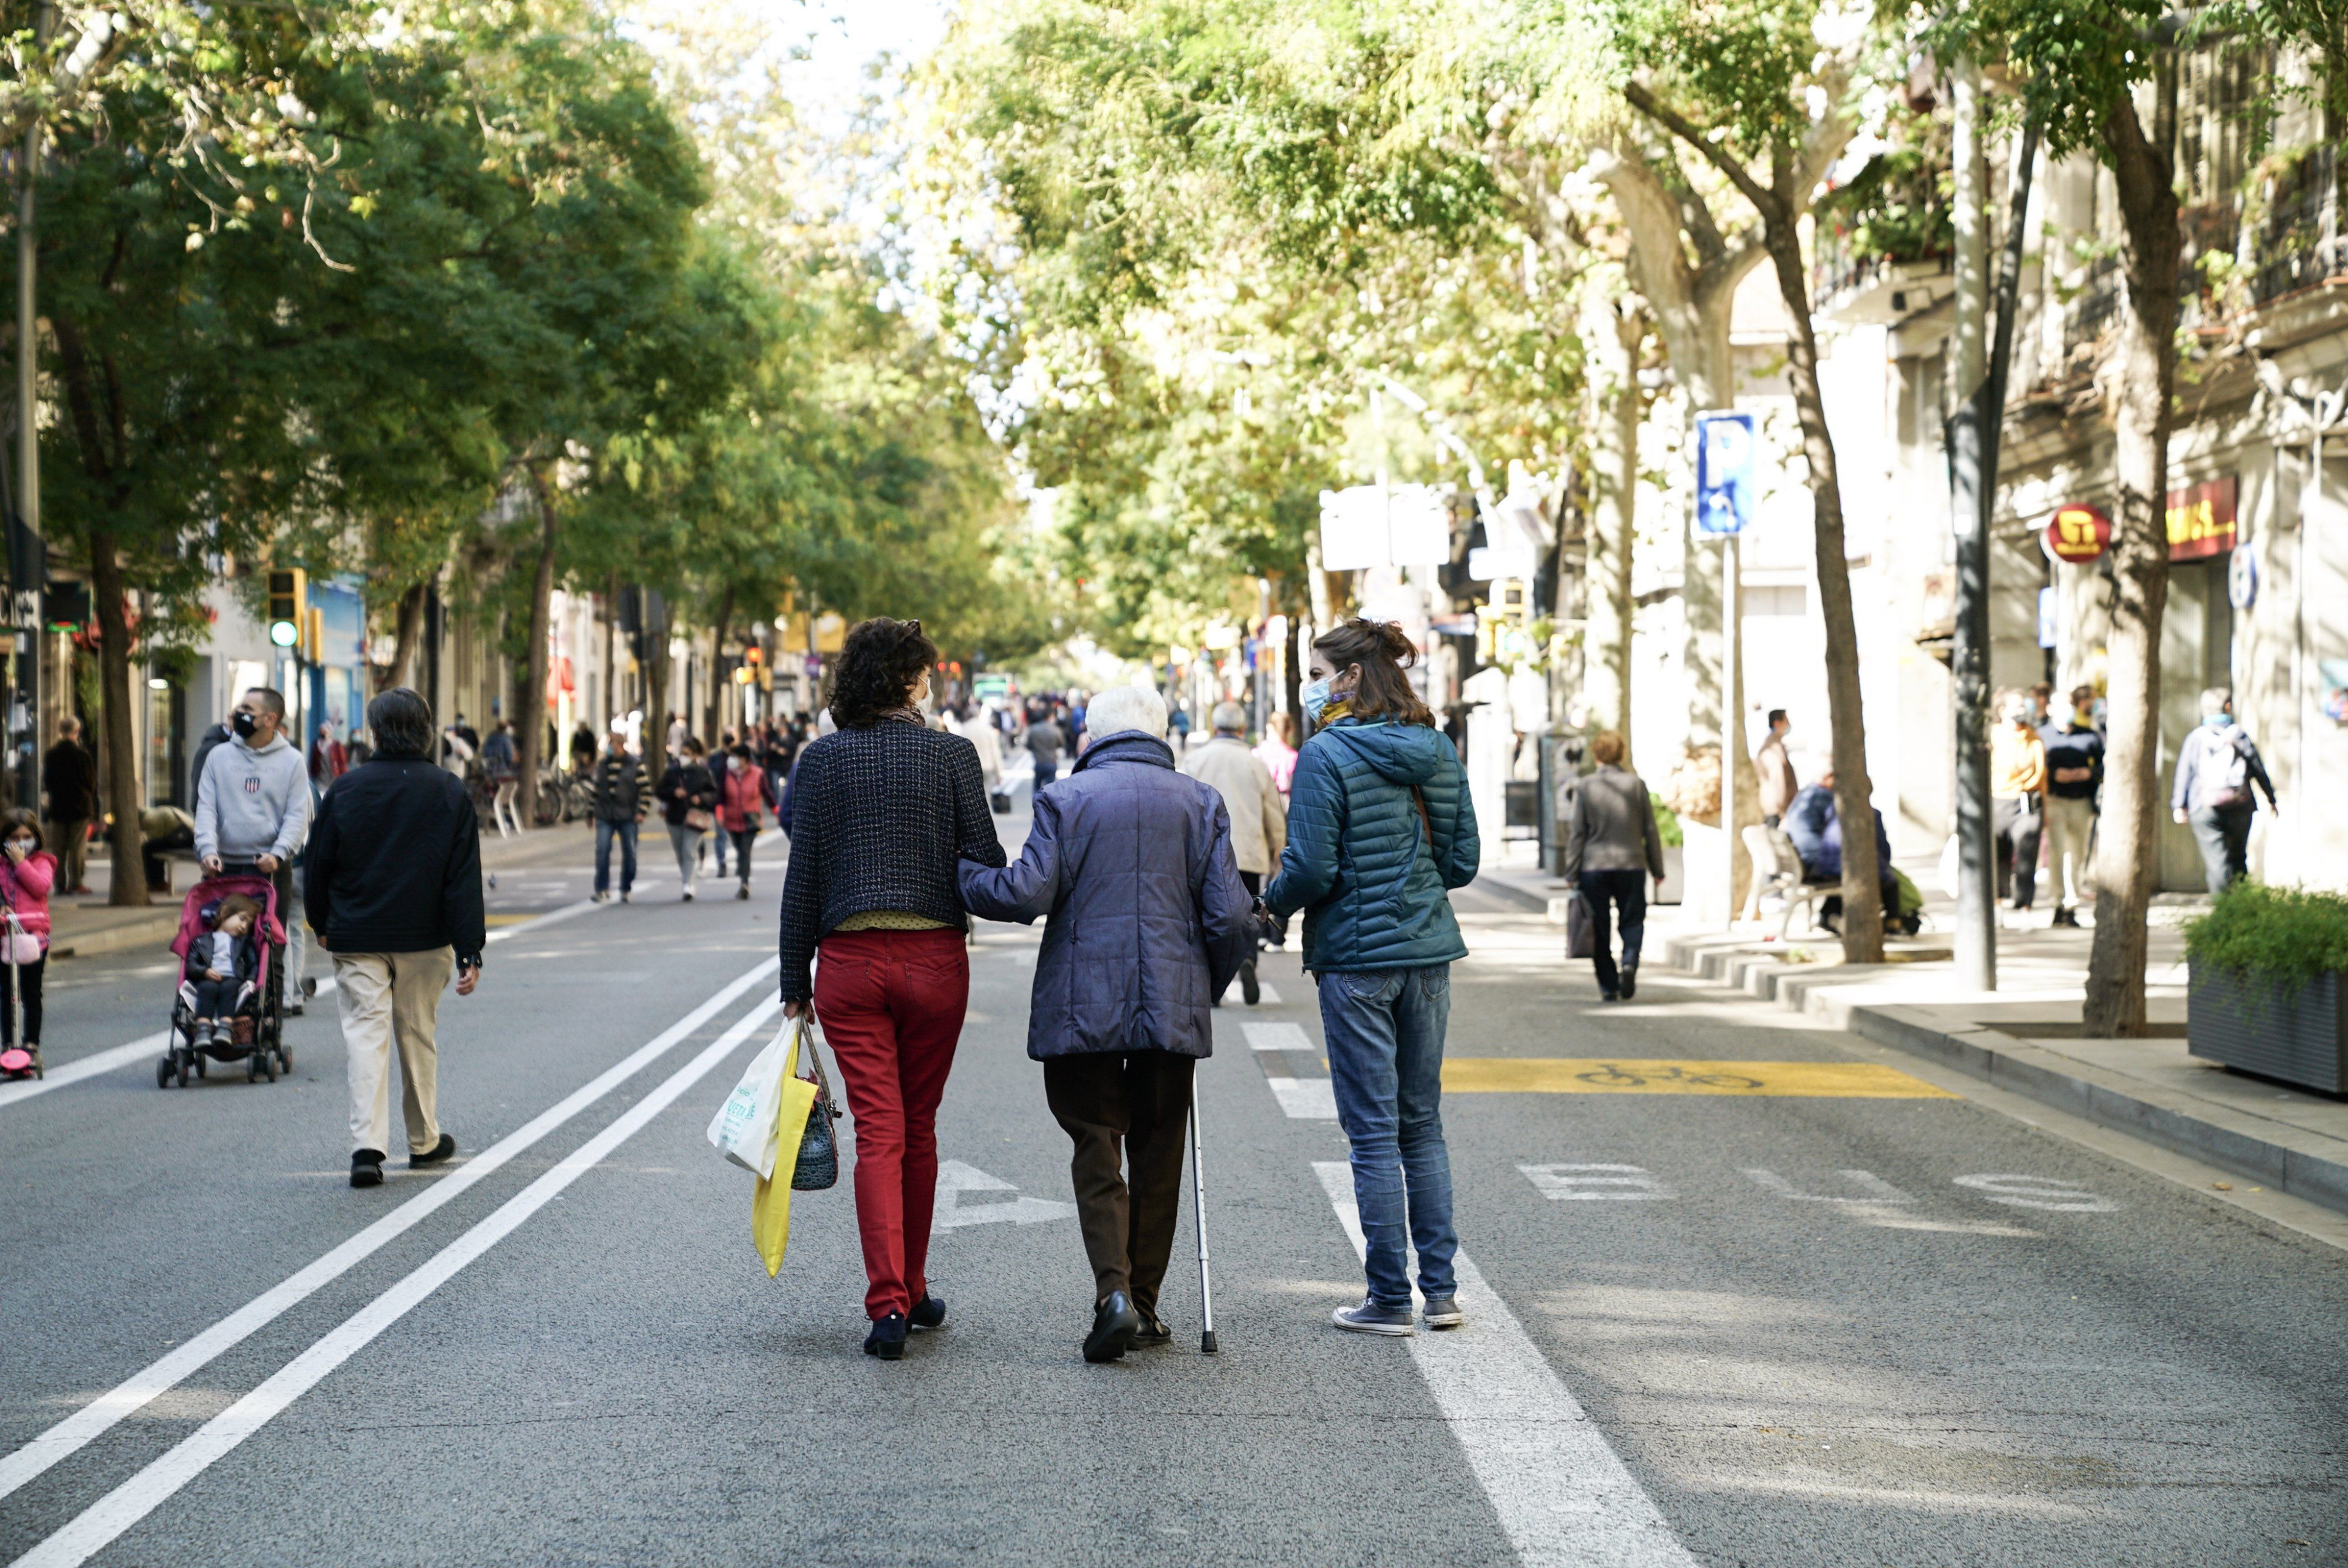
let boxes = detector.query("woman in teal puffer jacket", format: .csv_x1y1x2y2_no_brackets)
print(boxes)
1264,619,1479,1337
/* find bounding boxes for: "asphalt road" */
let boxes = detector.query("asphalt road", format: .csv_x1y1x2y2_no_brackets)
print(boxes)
3,820,2343,1567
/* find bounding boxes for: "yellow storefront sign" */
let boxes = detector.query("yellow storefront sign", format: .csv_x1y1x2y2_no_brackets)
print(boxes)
1442,1058,1954,1098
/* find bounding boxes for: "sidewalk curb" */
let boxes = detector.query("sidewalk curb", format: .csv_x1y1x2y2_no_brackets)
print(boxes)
49,911,181,961
1662,931,2348,1219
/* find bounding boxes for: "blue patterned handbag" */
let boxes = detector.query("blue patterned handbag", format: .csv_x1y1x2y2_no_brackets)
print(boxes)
791,1025,842,1191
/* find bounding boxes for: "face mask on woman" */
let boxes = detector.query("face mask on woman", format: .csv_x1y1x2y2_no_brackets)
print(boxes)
1299,678,1335,724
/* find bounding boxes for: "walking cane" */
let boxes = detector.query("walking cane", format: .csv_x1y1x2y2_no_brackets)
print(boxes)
1189,1096,1219,1354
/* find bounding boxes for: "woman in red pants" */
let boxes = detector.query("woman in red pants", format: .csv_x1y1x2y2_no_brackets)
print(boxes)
777,617,1006,1359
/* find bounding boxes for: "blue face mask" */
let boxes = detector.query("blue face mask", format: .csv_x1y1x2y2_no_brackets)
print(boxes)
1300,678,1335,724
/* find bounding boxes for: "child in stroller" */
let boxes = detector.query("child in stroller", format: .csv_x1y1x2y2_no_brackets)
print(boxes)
183,894,262,1046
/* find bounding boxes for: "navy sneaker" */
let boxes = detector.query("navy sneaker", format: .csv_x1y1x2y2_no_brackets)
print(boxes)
1422,1295,1464,1330
1331,1299,1416,1336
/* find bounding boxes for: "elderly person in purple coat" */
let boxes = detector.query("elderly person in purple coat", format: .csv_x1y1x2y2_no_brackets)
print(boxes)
959,684,1256,1364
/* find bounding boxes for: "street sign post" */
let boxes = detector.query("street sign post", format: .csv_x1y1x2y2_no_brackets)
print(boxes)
1693,411,1757,539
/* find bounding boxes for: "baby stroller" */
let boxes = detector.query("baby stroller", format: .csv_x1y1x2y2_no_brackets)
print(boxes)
159,861,289,1087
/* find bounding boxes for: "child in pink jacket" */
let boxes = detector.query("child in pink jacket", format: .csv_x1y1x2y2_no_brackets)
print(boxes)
0,806,58,1052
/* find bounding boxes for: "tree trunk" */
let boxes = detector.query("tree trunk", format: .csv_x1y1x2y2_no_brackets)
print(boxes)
519,465,559,830
602,570,618,746
385,580,426,693
86,528,146,905
704,584,733,745
1583,295,1642,752
2084,90,2182,1038
1757,163,1883,963
1945,60,1999,992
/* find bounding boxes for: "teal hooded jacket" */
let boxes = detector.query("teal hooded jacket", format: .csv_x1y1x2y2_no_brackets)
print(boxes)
1263,717,1479,972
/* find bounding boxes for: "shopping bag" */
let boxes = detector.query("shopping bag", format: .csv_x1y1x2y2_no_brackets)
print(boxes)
755,1043,820,1277
791,1030,841,1191
707,1019,795,1180
1564,890,1595,960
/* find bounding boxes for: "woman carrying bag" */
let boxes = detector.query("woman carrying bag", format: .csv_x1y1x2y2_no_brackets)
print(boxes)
660,738,720,901
1264,619,1479,1337
777,617,1006,1360
718,741,773,900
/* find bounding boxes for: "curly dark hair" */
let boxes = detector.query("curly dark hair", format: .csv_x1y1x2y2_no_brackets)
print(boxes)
1314,618,1435,727
828,617,939,728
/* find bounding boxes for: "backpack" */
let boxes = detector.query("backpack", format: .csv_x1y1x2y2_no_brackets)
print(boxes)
2206,729,2253,809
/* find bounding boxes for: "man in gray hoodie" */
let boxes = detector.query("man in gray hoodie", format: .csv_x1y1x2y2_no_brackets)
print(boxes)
197,687,314,985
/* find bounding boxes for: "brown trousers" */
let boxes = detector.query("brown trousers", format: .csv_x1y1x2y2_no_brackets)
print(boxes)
1042,1052,1195,1314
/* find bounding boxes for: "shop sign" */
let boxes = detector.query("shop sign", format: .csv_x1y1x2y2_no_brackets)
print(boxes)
2166,475,2237,561
2042,503,2113,564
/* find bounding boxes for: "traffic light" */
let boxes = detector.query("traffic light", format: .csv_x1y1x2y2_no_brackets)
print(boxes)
266,569,306,650
304,607,325,662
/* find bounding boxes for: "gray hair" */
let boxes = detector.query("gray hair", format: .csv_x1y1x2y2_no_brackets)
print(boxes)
2199,685,2232,718
366,687,436,758
1211,701,1247,734
1085,684,1168,742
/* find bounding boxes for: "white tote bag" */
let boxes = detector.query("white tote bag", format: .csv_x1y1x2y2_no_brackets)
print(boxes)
706,1017,799,1180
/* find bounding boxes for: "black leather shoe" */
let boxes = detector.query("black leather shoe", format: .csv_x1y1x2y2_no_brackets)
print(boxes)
909,1294,947,1330
411,1133,457,1168
1618,968,1638,1001
1083,1291,1141,1363
863,1312,908,1360
1240,959,1260,1006
350,1150,386,1188
1132,1309,1172,1346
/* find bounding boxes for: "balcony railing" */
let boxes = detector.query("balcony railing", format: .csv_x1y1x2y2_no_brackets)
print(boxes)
2253,147,2343,304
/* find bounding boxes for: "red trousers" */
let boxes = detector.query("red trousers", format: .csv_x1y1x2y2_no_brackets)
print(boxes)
812,927,970,1320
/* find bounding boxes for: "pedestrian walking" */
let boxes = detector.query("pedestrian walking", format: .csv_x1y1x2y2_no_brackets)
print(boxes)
661,738,719,901
717,741,771,899
481,721,522,839
305,688,484,1189
588,726,650,903
194,688,312,986
1025,701,1064,792
707,743,733,881
2171,686,2279,894
0,810,56,1059
956,703,1006,807
1989,689,2047,911
959,684,1254,1362
1253,710,1299,799
1754,709,1797,828
1264,619,1479,1337
308,718,350,786
2040,685,2104,925
40,717,97,897
1182,701,1286,1004
1564,730,1664,1002
777,616,1007,1360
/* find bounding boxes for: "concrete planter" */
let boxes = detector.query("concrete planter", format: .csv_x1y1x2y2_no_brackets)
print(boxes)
2187,960,2348,1094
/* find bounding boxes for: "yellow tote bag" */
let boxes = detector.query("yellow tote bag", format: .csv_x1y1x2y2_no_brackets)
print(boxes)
751,1021,821,1277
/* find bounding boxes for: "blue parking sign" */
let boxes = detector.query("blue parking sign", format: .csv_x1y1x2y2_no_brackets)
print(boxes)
1694,411,1757,538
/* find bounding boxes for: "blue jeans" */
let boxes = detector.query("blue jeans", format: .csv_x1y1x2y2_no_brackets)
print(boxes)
594,819,638,895
1318,965,1457,1308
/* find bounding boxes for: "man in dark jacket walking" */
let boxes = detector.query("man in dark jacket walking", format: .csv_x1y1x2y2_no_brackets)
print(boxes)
41,717,99,895
959,684,1254,1363
306,688,485,1190
587,725,650,902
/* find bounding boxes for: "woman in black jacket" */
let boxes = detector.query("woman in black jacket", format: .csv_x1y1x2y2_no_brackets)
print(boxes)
660,738,720,901
778,618,1006,1359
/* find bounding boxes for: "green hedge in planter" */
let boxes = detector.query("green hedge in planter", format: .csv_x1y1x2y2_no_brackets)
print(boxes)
2182,883,2348,991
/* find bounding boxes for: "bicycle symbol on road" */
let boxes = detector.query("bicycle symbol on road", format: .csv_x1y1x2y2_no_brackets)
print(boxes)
1575,1063,1766,1090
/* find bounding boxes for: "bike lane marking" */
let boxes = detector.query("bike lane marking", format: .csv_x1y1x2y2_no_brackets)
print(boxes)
14,991,785,1568
1312,1162,1699,1568
1442,1058,1955,1097
0,953,775,1505
0,899,600,1112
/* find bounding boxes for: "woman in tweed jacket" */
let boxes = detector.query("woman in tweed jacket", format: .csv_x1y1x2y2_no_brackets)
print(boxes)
778,617,1006,1360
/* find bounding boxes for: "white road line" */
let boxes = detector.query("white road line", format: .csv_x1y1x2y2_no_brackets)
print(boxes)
1242,1021,1312,1052
1267,1077,1338,1119
15,993,784,1568
0,1035,170,1109
0,956,777,1503
1253,983,1284,1005
0,900,602,1113
1311,1163,1698,1568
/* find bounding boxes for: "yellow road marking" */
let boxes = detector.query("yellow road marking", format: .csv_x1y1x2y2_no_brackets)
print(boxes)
1442,1058,1954,1099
